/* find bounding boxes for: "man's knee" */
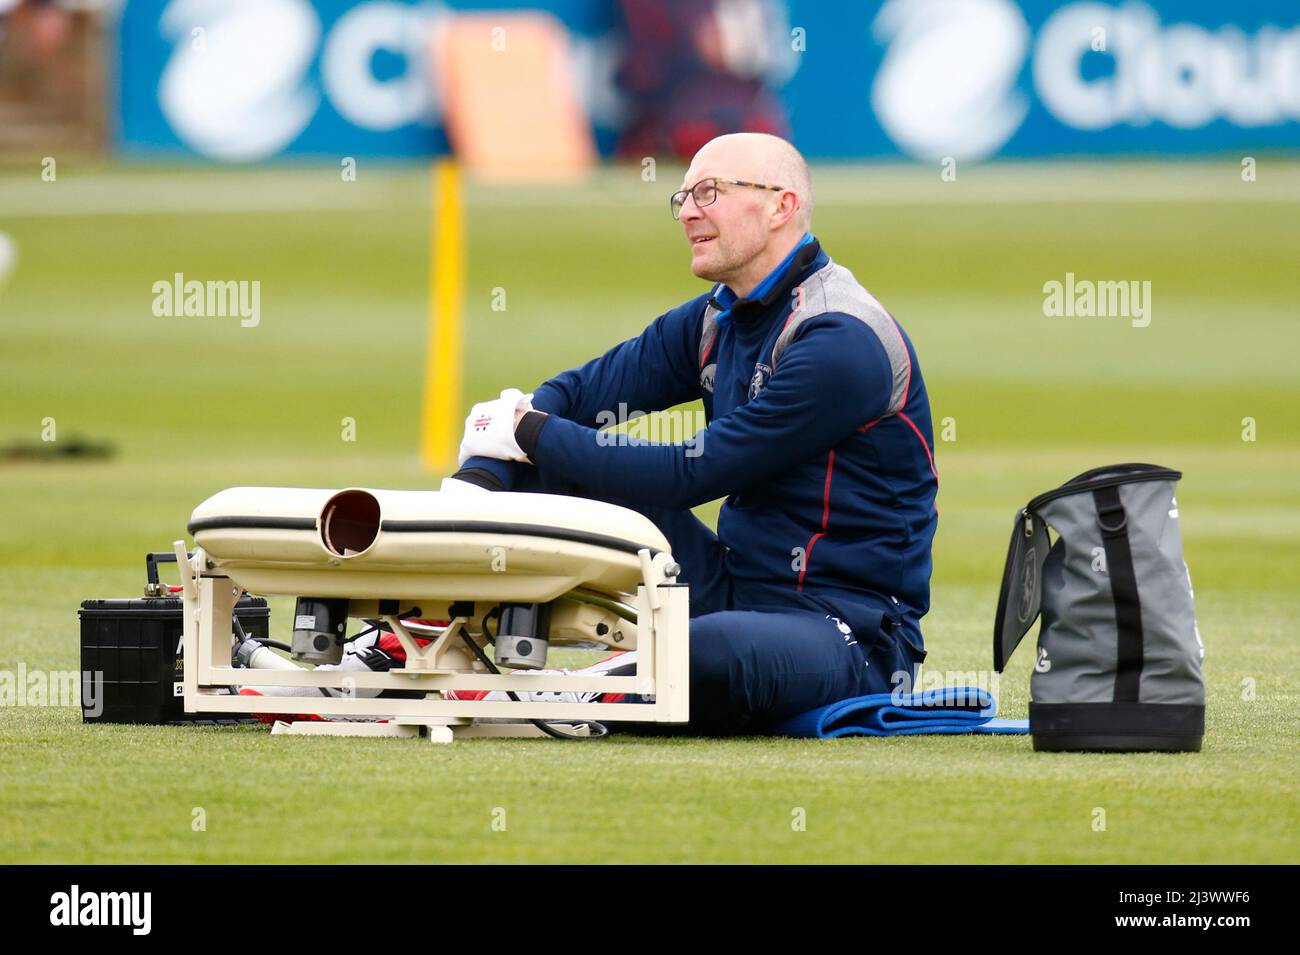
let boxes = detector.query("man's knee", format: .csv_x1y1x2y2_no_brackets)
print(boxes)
609,619,749,737
684,615,772,733
687,616,745,689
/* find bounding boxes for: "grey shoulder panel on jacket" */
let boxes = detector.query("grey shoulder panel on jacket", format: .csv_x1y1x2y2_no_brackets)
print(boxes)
774,260,911,416
698,291,723,370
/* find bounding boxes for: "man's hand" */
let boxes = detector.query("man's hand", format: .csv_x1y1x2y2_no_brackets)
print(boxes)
457,388,535,465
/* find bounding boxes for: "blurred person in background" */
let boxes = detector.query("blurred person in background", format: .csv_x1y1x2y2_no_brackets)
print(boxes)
0,0,102,151
0,0,73,59
615,0,796,161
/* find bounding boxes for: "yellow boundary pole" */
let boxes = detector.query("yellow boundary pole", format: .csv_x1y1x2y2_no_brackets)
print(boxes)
421,158,466,473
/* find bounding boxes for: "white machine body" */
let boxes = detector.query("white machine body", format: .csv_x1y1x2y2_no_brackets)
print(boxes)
179,487,690,742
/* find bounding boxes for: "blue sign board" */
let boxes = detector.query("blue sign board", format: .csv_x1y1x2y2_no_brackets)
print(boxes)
116,0,1300,161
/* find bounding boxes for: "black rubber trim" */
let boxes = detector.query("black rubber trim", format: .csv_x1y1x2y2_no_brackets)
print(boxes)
188,516,316,534
190,515,662,559
1031,702,1203,752
1093,485,1144,702
380,520,661,557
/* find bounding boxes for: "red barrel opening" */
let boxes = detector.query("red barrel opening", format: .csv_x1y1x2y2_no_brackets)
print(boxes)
320,489,381,557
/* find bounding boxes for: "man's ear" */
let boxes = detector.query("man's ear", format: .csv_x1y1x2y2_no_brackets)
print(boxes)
770,190,800,231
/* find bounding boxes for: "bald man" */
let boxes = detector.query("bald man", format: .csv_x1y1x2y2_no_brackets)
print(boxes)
451,133,938,734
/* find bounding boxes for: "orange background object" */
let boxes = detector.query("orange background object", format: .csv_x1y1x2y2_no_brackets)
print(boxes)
433,12,596,183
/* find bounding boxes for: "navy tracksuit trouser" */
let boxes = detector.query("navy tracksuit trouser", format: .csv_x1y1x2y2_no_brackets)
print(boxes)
512,467,922,735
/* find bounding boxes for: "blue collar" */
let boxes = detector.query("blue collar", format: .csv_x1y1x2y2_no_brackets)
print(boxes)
711,232,816,326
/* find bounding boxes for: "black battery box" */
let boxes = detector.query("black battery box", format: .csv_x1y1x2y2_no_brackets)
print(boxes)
79,552,270,724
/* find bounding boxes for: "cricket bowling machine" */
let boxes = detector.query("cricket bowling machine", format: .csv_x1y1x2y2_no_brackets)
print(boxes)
178,487,689,741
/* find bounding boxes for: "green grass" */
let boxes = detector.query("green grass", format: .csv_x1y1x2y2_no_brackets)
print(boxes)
0,161,1297,863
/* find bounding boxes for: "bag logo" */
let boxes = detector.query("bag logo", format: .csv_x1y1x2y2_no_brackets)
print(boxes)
1035,647,1051,672
1091,546,1108,574
700,363,716,394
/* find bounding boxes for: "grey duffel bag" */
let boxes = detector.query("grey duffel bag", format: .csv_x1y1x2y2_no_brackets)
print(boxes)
994,463,1205,752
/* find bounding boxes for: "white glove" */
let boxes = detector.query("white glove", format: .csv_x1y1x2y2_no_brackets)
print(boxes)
457,388,534,466
439,477,490,495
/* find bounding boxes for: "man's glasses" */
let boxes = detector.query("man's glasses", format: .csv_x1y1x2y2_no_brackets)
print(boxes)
670,178,785,220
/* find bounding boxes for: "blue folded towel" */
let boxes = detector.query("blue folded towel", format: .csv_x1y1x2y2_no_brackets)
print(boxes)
774,687,1030,738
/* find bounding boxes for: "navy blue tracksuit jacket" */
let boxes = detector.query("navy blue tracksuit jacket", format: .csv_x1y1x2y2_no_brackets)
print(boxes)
464,236,939,732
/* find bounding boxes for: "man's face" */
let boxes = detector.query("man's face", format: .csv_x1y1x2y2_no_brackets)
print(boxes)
678,153,774,285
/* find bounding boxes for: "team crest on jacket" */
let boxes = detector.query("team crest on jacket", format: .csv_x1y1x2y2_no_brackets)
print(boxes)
748,363,772,399
700,363,716,394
